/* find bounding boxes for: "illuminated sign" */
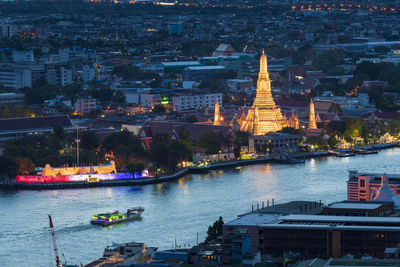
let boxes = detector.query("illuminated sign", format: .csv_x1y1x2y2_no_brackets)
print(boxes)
161,96,169,105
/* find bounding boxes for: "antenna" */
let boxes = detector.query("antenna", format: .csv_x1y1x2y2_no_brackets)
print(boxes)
75,119,80,167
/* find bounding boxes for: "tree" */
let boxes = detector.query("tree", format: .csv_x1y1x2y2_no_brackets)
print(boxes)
80,131,99,150
312,49,344,73
354,62,381,80
197,131,222,155
280,127,301,135
205,216,224,243
306,136,328,150
152,104,166,114
152,133,170,145
53,125,66,141
0,156,19,178
183,115,198,123
17,157,35,175
112,90,126,102
126,162,145,175
168,141,192,170
150,142,169,167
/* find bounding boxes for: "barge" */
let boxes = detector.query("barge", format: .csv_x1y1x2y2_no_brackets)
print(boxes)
90,207,144,226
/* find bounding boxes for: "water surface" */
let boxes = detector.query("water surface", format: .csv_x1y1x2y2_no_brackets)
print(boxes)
2,148,400,266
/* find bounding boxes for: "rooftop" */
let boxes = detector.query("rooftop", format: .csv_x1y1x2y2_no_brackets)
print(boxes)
226,213,280,226
249,201,324,215
186,66,225,70
161,61,200,66
327,202,383,210
0,115,73,133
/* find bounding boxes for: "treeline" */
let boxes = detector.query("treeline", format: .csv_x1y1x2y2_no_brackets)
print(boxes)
0,127,193,179
21,80,125,105
305,118,400,150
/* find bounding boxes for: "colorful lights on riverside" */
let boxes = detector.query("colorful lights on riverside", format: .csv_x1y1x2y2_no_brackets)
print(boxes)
16,170,150,184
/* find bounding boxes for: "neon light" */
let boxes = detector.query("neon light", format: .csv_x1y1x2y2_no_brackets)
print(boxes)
16,169,151,184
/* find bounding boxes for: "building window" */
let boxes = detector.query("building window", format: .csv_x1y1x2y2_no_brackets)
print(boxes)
360,180,365,187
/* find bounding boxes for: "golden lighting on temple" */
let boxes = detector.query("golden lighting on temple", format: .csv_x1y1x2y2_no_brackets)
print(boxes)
240,49,288,135
213,101,221,126
308,99,317,130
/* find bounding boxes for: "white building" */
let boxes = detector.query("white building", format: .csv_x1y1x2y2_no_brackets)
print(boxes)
0,92,25,103
46,66,73,86
81,65,94,83
75,97,96,114
1,24,18,38
172,93,222,111
58,48,70,63
226,78,254,93
12,50,34,63
315,93,371,110
0,64,32,89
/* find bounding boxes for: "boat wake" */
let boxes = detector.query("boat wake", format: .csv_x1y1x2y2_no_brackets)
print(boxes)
54,224,94,235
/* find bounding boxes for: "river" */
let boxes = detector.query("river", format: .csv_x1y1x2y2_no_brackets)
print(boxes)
2,148,400,266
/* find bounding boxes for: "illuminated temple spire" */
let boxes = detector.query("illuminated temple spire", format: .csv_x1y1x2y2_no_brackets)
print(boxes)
213,101,221,126
289,109,299,129
308,99,317,129
253,49,276,107
239,49,287,135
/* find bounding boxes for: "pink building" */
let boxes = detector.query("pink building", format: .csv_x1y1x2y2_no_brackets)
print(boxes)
347,171,400,201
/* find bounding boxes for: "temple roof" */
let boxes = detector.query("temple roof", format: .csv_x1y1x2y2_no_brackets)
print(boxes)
373,176,400,209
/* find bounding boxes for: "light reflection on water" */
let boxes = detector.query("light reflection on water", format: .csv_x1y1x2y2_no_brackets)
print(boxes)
1,148,400,266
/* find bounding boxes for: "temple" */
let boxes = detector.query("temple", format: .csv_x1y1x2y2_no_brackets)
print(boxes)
306,98,325,136
288,109,299,129
213,101,221,126
240,50,287,135
42,161,117,176
308,99,317,129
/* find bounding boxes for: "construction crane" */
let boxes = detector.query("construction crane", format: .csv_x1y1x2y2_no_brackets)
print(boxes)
48,215,62,267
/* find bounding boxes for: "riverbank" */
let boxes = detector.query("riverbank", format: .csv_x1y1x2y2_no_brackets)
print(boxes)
1,143,397,190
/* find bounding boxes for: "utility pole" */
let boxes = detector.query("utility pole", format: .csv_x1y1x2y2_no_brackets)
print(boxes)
75,119,80,167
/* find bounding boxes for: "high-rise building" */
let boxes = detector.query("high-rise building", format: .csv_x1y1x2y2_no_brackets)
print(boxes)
12,50,34,63
240,50,287,135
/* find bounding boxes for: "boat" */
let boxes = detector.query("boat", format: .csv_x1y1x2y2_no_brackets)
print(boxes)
357,150,379,155
336,153,356,157
90,207,144,226
234,166,242,172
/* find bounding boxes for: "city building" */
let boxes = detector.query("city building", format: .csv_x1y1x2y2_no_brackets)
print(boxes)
12,50,34,63
0,92,25,104
224,212,400,259
249,132,301,155
0,115,74,141
183,65,225,82
225,78,254,93
240,50,287,135
81,65,94,83
322,201,394,217
0,63,32,89
213,43,235,57
171,93,222,111
1,24,18,38
348,171,400,202
46,66,73,86
160,61,202,75
75,97,96,114
314,93,374,117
